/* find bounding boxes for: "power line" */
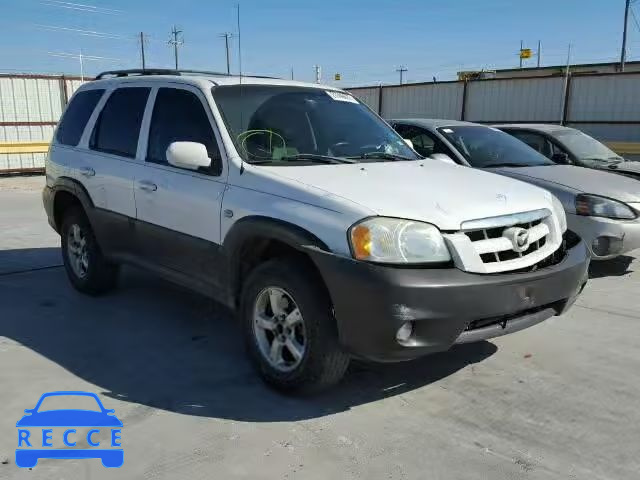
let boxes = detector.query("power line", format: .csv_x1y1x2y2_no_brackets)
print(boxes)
40,0,123,15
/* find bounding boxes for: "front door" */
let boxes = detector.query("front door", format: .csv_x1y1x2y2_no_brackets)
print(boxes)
134,85,227,288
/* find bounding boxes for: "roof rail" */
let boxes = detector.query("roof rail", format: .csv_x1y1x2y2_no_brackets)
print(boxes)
95,68,280,80
95,69,180,79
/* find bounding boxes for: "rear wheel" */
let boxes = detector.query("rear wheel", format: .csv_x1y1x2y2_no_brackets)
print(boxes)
241,258,350,393
61,207,119,295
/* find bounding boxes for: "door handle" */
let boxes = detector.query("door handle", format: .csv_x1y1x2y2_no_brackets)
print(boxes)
137,180,158,192
79,167,95,177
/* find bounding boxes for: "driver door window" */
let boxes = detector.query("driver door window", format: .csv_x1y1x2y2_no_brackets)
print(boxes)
147,88,221,175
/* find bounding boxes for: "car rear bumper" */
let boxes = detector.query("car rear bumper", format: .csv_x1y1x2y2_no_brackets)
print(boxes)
308,239,589,362
568,213,640,259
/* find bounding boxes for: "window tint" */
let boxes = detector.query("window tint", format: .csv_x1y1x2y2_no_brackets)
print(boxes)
147,88,221,174
90,87,150,158
56,89,104,146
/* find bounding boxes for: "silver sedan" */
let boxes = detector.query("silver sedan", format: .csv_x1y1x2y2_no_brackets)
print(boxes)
389,118,640,260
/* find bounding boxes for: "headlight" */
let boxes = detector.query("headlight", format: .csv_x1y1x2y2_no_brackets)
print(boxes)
551,195,567,232
575,194,637,220
349,217,451,264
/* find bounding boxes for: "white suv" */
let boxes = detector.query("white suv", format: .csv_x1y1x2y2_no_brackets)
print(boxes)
43,69,589,392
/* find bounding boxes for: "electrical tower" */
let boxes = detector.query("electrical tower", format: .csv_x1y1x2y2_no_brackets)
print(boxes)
168,25,183,70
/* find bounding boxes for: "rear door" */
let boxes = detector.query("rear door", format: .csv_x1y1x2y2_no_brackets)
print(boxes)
80,85,151,256
134,85,227,288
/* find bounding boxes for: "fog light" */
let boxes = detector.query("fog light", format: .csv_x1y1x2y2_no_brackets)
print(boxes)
592,236,623,257
396,321,414,343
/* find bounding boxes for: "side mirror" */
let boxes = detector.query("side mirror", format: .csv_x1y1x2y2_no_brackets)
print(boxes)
551,152,571,165
429,153,457,165
403,138,414,149
166,142,211,171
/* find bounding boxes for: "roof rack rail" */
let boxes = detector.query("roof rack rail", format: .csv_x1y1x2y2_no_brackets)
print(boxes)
95,68,280,80
95,69,180,79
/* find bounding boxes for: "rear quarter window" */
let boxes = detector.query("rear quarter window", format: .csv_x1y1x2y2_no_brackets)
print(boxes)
56,89,105,146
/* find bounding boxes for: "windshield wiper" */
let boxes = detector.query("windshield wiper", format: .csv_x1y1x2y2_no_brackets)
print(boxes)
249,154,356,165
346,152,417,161
483,162,529,168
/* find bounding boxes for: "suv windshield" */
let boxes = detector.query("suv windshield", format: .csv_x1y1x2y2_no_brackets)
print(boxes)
552,129,623,164
212,85,419,165
437,125,554,168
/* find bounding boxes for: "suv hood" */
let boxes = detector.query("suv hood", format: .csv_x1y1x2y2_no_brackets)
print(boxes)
262,161,553,231
490,165,640,203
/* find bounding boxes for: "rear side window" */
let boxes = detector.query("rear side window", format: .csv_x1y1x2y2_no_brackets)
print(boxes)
90,87,150,158
147,88,221,174
56,89,104,146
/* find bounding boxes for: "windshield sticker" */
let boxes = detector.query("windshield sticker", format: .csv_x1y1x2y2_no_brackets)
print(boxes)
442,128,454,133
325,91,358,103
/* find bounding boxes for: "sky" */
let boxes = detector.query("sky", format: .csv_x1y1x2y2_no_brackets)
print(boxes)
0,0,638,86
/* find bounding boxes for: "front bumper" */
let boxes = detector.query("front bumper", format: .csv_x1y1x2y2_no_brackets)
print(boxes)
308,240,589,362
567,213,640,260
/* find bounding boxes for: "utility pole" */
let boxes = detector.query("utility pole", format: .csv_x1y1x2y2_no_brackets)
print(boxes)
139,32,146,69
621,0,631,71
396,65,407,84
291,67,294,80
313,65,321,83
168,25,183,70
220,33,233,74
537,40,541,68
519,40,523,68
560,43,572,125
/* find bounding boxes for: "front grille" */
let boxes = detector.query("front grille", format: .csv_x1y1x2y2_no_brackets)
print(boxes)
465,218,548,265
504,230,576,274
446,208,563,274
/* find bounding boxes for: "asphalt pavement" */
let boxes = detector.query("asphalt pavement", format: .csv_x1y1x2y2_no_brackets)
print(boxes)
1,175,638,479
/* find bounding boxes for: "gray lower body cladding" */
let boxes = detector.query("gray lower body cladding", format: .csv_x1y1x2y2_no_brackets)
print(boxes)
308,241,589,362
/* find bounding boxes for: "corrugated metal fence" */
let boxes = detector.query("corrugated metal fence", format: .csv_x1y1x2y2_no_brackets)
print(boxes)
348,71,640,158
0,74,85,173
2,71,639,173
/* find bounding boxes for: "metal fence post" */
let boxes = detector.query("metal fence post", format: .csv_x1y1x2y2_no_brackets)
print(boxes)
460,80,468,121
377,84,383,116
561,73,572,126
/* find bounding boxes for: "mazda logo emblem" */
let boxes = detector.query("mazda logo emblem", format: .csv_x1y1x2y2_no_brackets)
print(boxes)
503,227,531,253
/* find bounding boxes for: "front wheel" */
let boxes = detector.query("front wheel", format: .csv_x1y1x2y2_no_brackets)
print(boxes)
240,258,350,393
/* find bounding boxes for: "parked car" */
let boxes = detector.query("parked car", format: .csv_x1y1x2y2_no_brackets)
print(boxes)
43,70,589,392
390,119,640,260
494,124,640,179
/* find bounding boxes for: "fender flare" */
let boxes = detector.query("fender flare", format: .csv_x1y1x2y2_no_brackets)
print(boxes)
50,176,96,229
222,215,331,304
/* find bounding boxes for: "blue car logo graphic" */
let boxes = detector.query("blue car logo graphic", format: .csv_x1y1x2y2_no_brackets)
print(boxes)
16,391,123,468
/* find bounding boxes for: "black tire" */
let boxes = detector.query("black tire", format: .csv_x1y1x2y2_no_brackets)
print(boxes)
240,258,350,393
60,207,119,295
